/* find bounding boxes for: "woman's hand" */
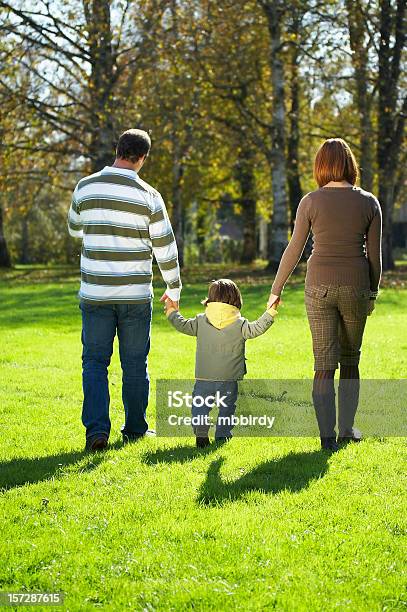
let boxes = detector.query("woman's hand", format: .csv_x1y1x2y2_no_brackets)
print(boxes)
267,292,281,310
367,300,375,316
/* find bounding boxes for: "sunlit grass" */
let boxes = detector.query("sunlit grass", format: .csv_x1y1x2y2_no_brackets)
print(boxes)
0,267,406,611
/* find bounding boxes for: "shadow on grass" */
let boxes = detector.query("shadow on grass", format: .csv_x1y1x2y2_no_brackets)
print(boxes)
197,451,330,506
0,287,78,328
0,440,123,492
142,442,219,465
0,266,79,285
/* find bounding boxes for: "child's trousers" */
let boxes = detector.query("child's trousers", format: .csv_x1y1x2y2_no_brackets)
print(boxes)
192,380,238,439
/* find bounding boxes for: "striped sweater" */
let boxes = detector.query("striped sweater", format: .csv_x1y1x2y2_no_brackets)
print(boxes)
67,166,182,304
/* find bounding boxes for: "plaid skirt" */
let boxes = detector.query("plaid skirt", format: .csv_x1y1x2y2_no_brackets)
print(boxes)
305,285,370,371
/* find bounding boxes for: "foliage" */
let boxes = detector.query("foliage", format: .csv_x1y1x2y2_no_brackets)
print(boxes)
0,0,405,268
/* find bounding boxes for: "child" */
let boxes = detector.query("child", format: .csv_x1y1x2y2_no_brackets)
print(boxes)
164,278,278,447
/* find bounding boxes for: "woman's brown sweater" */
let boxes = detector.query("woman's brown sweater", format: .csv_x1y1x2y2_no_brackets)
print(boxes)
271,186,382,297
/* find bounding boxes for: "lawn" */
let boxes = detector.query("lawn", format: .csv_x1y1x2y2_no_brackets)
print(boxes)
0,265,406,611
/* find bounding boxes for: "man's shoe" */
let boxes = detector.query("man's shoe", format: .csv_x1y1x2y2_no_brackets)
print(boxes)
337,428,362,445
122,429,156,444
85,435,108,451
321,437,339,452
196,437,210,448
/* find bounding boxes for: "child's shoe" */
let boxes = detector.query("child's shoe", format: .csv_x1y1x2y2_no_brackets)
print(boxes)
196,436,210,448
215,437,232,444
320,437,339,452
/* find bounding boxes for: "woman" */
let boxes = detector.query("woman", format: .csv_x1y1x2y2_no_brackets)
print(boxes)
268,138,382,451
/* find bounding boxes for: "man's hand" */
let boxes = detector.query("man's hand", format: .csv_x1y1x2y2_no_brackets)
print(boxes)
267,292,281,310
367,300,375,316
160,292,179,310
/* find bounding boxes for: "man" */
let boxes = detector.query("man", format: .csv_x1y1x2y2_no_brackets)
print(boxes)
68,129,181,450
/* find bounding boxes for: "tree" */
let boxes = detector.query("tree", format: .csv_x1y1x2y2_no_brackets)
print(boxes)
259,0,290,270
149,1,199,267
377,0,406,269
235,147,257,263
286,4,304,227
0,0,166,172
163,0,264,265
0,124,11,267
0,29,14,267
0,204,10,267
191,0,288,267
84,0,115,171
345,0,375,191
0,0,404,269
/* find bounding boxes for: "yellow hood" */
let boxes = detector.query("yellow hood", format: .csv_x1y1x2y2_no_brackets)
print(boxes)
205,302,241,329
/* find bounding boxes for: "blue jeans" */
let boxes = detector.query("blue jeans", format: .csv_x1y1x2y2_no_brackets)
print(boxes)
80,301,152,440
192,380,238,439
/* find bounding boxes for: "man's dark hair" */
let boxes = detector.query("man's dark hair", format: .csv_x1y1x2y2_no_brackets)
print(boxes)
116,129,151,162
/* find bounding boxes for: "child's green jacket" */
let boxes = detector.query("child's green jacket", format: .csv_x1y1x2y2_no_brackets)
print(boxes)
167,302,277,381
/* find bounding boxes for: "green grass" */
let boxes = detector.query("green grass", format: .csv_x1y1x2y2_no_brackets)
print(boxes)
0,266,406,611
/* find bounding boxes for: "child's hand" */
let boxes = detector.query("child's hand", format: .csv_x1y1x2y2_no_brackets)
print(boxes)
267,298,280,317
267,292,281,310
164,298,179,316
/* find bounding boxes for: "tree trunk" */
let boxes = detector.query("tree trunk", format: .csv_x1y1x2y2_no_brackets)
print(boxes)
0,205,11,268
258,217,268,260
235,149,257,264
85,0,116,172
287,34,302,229
379,183,396,270
262,0,289,271
20,214,29,264
346,0,374,191
196,202,207,264
171,153,185,268
377,0,406,270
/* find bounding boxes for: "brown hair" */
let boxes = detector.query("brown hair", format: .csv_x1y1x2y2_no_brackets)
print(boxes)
202,278,242,309
314,138,358,188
